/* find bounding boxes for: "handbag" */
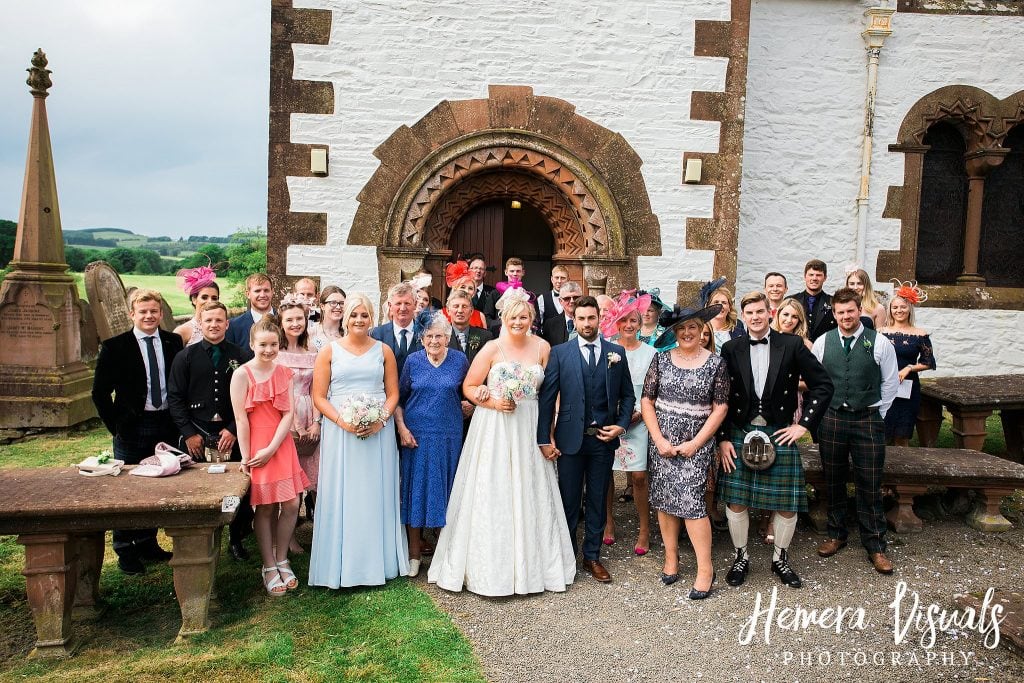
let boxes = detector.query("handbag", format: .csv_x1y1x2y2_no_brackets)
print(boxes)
740,429,776,471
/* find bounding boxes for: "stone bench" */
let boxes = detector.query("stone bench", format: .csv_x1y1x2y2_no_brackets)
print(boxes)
798,444,1024,533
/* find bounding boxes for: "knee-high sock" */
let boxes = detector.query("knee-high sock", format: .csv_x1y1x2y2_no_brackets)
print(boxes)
725,507,749,556
773,513,799,561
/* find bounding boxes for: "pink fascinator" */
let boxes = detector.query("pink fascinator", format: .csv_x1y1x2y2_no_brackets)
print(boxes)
495,286,531,312
495,278,537,304
176,265,217,296
600,289,652,338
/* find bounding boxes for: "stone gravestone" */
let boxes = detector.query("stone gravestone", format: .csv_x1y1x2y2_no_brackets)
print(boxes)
84,261,133,342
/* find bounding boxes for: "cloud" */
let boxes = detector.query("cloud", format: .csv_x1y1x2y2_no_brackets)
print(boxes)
0,0,270,237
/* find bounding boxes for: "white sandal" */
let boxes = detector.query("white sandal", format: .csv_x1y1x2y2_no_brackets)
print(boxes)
262,566,287,596
276,560,299,590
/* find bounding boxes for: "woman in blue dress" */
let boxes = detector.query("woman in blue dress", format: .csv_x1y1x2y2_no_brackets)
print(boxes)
879,282,936,446
309,293,408,588
394,311,469,578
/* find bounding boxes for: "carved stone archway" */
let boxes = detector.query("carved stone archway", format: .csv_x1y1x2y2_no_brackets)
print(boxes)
348,85,661,300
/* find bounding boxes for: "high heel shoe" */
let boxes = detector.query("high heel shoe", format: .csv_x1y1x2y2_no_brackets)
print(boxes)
688,571,717,600
660,571,680,586
275,560,299,590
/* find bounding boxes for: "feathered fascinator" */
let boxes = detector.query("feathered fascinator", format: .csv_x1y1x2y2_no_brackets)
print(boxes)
175,265,217,296
415,308,442,333
445,260,471,287
495,278,536,304
495,286,531,311
600,289,653,338
891,280,927,305
279,292,307,308
409,273,432,291
697,276,728,308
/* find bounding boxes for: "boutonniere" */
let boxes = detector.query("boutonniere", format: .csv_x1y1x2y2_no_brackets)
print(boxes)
607,352,622,366
862,338,873,350
468,338,481,352
226,359,240,372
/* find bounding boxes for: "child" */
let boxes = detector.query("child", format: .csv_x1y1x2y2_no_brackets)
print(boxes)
230,318,310,596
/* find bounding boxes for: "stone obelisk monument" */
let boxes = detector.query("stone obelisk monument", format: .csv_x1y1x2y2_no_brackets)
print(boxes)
0,50,94,428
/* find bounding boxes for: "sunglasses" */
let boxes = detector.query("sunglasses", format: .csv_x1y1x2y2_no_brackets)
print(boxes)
560,295,580,302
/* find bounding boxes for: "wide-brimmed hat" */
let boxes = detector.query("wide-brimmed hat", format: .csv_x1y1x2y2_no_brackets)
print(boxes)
654,303,723,349
600,289,652,338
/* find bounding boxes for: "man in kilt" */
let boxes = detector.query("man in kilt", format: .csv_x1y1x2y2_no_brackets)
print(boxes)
811,287,899,574
717,291,833,588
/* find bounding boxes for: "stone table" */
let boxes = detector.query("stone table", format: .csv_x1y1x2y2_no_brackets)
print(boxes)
0,465,249,658
918,374,1024,462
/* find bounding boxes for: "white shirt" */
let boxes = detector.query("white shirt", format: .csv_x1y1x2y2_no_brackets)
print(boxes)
537,291,564,319
812,325,899,418
133,327,167,411
749,331,770,399
251,308,273,324
394,322,415,347
577,334,600,365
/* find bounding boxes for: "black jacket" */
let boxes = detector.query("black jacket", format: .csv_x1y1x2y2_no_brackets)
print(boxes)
716,331,834,441
541,313,574,347
448,326,493,364
790,290,838,341
472,284,499,322
92,328,184,436
168,338,253,438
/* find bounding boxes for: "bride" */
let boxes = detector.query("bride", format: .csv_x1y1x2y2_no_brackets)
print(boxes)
427,289,577,596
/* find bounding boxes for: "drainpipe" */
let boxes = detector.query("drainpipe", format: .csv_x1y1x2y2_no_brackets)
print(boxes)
856,4,895,268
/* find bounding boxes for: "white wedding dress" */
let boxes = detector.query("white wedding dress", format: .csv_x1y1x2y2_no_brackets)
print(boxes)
427,354,577,596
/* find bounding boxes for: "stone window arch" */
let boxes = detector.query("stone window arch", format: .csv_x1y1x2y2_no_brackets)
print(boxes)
877,86,1024,309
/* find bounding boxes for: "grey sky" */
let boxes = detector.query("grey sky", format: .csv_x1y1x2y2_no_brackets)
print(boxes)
1,1,270,237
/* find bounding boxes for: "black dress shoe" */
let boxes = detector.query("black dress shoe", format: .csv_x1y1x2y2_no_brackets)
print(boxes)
726,550,749,587
118,555,146,576
660,572,680,586
139,545,173,563
688,571,717,600
228,540,250,561
771,548,802,588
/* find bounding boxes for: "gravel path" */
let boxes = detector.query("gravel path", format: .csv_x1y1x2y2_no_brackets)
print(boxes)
420,483,1024,683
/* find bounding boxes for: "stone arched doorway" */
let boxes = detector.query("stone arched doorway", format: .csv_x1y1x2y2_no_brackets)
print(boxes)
347,85,661,304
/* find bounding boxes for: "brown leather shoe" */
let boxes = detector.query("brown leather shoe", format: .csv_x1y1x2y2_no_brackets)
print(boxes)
817,538,847,558
581,559,612,583
869,552,894,575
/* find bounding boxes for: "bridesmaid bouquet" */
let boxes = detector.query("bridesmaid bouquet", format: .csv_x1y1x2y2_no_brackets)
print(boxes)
340,394,386,439
492,364,537,404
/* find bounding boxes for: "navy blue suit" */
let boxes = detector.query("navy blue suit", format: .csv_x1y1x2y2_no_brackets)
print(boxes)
370,321,422,375
225,309,276,348
537,338,635,560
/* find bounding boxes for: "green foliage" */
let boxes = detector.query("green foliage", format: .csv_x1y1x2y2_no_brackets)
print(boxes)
224,230,268,308
176,243,228,270
0,219,16,269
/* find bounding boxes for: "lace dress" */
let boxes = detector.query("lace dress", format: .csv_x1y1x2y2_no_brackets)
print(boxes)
643,352,730,519
277,347,320,489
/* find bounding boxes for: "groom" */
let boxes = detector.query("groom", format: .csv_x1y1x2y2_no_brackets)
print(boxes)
538,296,635,583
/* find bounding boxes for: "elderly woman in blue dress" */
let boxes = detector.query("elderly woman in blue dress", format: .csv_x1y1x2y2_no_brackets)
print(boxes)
394,310,470,577
601,290,657,555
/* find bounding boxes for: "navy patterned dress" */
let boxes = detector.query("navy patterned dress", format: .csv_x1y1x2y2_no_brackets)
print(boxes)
881,331,936,439
398,349,470,528
643,352,730,519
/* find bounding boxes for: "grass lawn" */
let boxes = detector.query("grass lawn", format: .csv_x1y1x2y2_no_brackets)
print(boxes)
0,428,484,682
70,273,240,317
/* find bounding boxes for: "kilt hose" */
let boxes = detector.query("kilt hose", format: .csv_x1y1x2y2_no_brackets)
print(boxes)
111,410,178,557
716,424,808,513
817,407,887,554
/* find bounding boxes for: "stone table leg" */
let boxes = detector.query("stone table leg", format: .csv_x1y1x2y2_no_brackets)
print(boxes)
1000,410,1023,463
916,397,943,447
885,484,928,533
72,532,104,618
17,533,78,659
166,526,221,642
949,407,992,452
967,488,1015,532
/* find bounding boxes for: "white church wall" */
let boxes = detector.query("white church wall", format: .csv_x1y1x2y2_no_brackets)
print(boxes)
285,0,733,302
738,0,1024,375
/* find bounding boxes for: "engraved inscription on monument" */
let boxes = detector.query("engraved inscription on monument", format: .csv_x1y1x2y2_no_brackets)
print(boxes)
0,288,57,367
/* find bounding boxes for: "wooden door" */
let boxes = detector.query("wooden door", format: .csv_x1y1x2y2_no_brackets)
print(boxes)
450,201,504,286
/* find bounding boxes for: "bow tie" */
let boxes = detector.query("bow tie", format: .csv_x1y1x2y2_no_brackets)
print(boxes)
748,337,768,346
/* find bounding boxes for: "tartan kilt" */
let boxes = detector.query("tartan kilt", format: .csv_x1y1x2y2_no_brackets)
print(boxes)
716,424,807,512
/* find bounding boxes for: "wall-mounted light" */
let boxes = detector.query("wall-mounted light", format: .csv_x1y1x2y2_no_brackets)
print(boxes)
311,148,328,176
684,158,702,184
510,200,522,209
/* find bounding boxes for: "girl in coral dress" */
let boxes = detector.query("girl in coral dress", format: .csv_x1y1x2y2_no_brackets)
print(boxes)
231,319,310,596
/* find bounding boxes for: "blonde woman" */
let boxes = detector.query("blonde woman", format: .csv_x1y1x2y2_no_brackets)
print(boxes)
771,298,813,351
845,268,886,329
879,282,936,446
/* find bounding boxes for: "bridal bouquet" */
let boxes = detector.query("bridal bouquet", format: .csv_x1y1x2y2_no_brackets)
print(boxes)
340,394,386,439
492,364,537,404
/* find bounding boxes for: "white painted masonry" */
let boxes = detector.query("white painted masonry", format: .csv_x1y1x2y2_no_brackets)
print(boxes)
738,0,1024,375
284,0,731,302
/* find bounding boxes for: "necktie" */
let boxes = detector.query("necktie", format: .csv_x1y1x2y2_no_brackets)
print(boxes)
749,337,768,346
399,329,409,358
567,318,575,334
458,331,467,351
586,343,597,371
843,335,854,355
144,336,162,408
210,343,222,368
